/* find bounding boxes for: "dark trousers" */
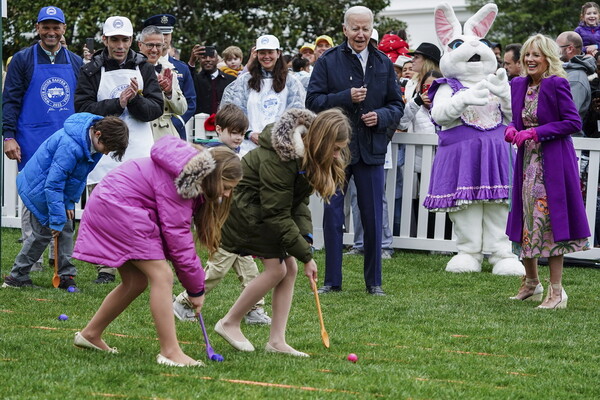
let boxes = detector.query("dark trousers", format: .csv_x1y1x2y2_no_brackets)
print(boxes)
10,211,76,281
323,160,384,287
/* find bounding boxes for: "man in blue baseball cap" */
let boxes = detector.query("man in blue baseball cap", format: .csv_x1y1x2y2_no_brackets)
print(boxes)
143,14,196,140
2,6,83,284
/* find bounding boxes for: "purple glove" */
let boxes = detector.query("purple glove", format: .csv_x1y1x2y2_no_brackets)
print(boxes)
513,128,538,147
504,126,517,143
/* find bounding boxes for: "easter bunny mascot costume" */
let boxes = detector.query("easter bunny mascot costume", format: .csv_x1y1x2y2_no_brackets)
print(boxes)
424,3,525,275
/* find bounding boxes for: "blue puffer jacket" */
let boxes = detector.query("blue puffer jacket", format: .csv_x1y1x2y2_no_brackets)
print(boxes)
306,41,404,165
17,112,104,231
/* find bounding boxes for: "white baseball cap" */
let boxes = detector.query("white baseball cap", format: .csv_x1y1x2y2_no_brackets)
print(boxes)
256,35,280,51
371,28,379,44
103,16,133,37
394,55,412,68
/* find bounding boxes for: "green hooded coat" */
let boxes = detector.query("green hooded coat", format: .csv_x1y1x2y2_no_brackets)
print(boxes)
221,109,317,263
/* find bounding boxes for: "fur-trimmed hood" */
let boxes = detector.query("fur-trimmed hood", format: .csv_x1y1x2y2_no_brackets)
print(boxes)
259,108,316,162
151,136,215,199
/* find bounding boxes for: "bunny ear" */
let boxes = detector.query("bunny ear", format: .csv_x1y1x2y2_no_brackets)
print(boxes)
434,3,462,47
464,3,498,38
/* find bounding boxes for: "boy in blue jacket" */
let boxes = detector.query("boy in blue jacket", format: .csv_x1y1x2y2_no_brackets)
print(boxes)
3,113,128,291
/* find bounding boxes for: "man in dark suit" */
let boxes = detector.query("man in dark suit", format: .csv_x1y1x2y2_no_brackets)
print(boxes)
189,46,235,115
306,5,403,296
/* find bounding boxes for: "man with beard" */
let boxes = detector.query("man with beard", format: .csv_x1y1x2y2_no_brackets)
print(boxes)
556,31,595,131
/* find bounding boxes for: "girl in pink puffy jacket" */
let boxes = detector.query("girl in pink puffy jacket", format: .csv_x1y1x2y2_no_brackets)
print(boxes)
72,136,242,367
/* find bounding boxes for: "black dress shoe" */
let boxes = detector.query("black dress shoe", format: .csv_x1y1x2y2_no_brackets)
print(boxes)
317,285,342,294
366,286,386,296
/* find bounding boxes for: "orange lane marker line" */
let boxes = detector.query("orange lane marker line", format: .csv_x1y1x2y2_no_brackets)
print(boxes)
508,371,536,377
415,377,508,390
25,326,192,344
0,309,14,313
161,374,382,397
30,298,52,302
223,379,370,396
415,377,466,384
1,358,19,361
446,350,507,357
91,393,173,400
450,334,496,339
31,326,61,330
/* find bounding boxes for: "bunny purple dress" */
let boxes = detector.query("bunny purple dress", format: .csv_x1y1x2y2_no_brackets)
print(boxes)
424,78,513,211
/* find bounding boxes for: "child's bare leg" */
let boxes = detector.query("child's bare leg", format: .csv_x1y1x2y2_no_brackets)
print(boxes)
133,260,197,365
220,258,286,341
268,257,298,351
80,262,147,350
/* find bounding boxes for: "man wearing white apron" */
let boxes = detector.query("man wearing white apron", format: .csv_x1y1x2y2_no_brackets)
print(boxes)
74,16,163,283
2,6,83,278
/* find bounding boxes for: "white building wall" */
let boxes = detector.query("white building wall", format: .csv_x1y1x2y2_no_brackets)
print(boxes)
379,0,472,50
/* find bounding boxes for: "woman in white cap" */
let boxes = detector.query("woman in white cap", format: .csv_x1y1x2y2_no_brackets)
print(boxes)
221,34,306,156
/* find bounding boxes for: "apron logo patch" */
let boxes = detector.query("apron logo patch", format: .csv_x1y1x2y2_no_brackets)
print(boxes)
109,84,130,99
40,77,71,108
261,94,280,119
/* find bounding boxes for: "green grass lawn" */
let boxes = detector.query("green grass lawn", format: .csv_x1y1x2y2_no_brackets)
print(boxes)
1,227,599,399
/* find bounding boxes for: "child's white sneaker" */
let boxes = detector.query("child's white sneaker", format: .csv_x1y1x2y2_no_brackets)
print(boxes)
172,292,196,322
244,308,271,325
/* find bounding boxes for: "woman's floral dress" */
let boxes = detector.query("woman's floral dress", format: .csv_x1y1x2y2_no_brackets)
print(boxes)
513,84,589,258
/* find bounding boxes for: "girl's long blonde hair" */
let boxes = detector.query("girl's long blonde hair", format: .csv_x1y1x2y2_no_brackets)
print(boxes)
301,108,350,202
193,146,243,255
520,34,567,80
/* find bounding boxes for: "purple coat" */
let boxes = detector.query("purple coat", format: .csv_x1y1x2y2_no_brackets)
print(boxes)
73,137,207,295
575,22,600,52
506,75,590,242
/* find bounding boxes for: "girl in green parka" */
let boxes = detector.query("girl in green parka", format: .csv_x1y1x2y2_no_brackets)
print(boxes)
215,108,350,357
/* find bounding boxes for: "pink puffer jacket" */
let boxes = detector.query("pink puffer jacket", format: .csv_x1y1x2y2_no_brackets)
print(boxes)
73,136,215,295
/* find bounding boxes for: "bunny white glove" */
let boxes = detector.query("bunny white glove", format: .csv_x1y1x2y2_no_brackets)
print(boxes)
485,68,512,122
431,82,489,126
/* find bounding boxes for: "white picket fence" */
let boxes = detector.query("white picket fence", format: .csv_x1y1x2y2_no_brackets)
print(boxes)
3,131,599,253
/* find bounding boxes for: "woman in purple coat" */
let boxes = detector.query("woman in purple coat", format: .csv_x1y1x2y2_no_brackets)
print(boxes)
505,34,590,310
72,136,242,366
